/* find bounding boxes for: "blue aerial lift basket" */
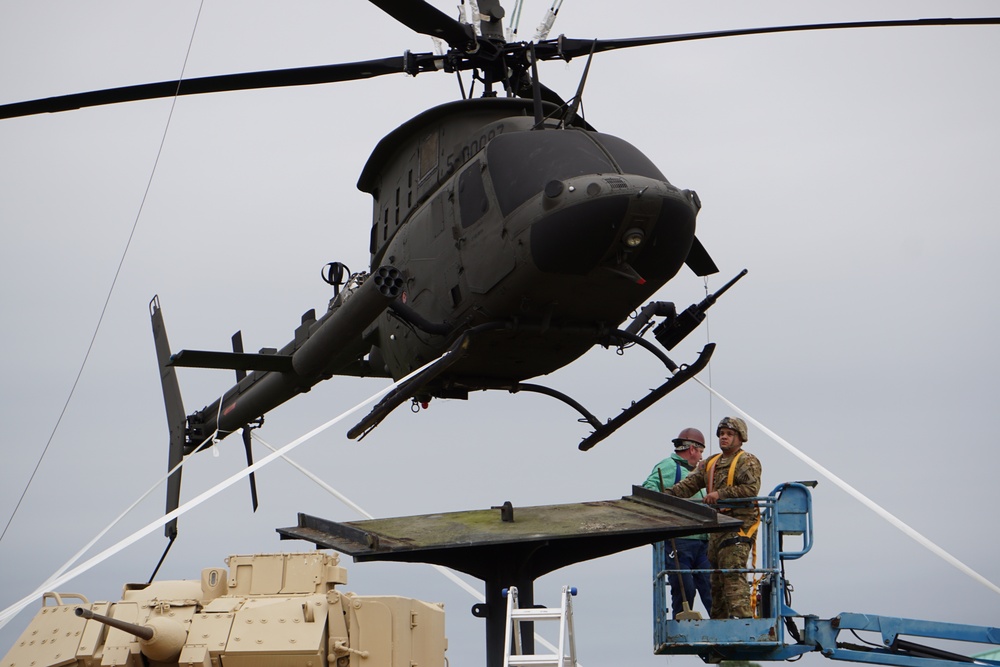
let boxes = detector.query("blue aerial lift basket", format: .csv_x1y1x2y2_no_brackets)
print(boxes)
653,482,1000,666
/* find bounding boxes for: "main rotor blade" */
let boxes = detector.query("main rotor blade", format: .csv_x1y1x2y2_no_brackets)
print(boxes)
6,16,996,121
0,56,408,119
536,17,1000,62
367,0,476,50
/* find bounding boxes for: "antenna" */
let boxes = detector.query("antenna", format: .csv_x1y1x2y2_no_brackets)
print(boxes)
564,39,597,124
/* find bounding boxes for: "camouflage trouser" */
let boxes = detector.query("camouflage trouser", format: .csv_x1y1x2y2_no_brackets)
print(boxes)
707,532,752,619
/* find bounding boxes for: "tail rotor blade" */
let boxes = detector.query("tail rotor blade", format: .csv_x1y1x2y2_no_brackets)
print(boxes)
242,429,259,513
232,331,259,513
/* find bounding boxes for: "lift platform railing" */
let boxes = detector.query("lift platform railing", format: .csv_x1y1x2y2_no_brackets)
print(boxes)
652,481,817,660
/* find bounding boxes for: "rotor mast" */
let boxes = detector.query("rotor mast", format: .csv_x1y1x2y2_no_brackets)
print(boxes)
471,0,509,96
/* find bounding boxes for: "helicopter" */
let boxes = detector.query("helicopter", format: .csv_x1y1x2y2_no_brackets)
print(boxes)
2,0,1000,536
1,2,1000,664
2,0,771,526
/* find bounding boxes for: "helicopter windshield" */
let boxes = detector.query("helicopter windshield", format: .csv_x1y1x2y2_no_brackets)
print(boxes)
594,133,666,181
487,130,666,216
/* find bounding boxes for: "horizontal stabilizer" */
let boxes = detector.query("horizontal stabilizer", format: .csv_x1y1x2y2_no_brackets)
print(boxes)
169,349,294,373
685,236,719,277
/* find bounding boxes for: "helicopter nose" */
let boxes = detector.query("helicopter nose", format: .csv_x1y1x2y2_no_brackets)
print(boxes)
530,195,626,274
529,188,696,279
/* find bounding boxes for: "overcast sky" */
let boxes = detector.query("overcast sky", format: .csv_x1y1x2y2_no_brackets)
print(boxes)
1,2,999,665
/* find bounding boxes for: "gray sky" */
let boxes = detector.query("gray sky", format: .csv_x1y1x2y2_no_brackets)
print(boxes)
1,2,999,665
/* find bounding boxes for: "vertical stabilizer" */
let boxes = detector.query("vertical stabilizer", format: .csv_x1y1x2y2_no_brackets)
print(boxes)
149,296,187,539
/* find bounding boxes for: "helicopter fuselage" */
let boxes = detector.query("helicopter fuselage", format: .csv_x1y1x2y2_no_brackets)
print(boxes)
360,98,701,394
172,98,705,449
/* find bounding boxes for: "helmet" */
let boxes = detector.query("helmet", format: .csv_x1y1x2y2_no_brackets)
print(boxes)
672,427,706,450
717,416,748,442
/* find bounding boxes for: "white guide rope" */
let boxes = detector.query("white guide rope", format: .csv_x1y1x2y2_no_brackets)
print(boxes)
0,434,220,631
693,376,1000,597
253,434,484,599
0,354,445,628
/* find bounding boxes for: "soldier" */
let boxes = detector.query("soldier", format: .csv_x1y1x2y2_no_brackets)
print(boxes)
663,417,762,619
642,427,712,617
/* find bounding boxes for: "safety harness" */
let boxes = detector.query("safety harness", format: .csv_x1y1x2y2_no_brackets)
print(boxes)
705,450,763,616
705,451,760,536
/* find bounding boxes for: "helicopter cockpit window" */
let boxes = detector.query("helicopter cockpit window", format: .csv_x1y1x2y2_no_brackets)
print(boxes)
459,160,489,228
594,133,666,181
487,130,617,217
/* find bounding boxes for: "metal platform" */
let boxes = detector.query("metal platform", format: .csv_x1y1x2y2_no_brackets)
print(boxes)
278,486,740,667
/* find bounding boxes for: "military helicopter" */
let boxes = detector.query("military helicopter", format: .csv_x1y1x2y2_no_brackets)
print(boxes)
2,3,1000,665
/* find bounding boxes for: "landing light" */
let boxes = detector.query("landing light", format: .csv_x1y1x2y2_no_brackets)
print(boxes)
623,228,645,248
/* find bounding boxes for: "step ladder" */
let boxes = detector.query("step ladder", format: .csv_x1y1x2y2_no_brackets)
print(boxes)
503,585,578,667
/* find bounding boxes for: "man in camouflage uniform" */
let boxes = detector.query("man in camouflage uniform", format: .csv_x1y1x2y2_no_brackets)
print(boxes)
663,417,762,619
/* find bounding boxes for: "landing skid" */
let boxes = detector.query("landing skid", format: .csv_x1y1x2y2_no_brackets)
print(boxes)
577,341,714,451
347,321,715,449
508,339,713,451
346,330,478,440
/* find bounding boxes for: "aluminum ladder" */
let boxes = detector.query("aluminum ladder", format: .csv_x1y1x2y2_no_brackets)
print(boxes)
503,585,578,667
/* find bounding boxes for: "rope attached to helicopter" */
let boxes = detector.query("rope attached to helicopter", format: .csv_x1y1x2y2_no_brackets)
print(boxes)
0,428,222,634
0,352,450,632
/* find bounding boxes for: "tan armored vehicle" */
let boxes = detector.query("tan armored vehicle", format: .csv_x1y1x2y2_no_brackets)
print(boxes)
2,552,445,667
3,489,732,667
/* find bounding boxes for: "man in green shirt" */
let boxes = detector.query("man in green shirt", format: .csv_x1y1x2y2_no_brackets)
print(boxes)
643,427,712,617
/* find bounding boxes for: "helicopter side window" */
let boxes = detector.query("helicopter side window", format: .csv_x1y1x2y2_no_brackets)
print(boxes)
594,133,667,180
459,160,489,228
418,131,439,182
487,130,616,217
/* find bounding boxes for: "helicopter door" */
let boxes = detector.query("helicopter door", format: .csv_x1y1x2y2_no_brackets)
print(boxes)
456,159,515,294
